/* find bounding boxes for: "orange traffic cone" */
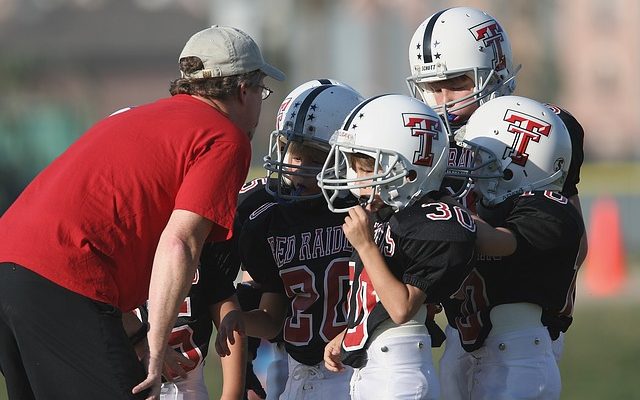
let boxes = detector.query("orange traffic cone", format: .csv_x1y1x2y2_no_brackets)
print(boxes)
583,197,626,297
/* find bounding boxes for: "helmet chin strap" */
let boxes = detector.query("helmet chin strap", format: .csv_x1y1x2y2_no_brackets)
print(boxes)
524,168,565,193
486,168,565,206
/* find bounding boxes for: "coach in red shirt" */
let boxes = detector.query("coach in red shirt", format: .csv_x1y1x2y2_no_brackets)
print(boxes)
0,25,284,400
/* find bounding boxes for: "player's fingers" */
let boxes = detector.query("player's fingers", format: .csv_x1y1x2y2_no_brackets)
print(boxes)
233,321,247,337
215,332,231,356
173,363,188,379
174,351,196,368
324,356,343,372
347,207,361,222
227,330,236,346
219,340,231,356
343,214,352,228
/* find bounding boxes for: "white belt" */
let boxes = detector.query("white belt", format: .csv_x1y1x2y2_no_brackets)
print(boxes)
488,303,543,337
369,306,429,342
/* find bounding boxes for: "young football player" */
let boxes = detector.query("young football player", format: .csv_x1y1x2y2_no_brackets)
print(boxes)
406,7,587,398
318,94,477,400
445,95,584,399
215,81,364,400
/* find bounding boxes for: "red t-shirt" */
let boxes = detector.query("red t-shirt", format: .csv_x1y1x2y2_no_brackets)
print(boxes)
0,95,251,311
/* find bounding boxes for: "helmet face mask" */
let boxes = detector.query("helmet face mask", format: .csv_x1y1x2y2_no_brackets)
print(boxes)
407,7,519,136
321,139,411,211
447,96,572,206
318,94,449,213
264,80,364,201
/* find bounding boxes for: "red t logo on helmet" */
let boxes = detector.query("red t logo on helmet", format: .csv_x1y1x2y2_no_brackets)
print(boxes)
470,20,507,71
503,110,552,166
403,114,440,167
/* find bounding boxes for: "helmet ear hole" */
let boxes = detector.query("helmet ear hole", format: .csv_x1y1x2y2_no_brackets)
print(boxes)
407,169,418,182
503,168,514,181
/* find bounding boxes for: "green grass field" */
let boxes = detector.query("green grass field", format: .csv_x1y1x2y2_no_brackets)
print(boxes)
199,300,640,400
3,300,637,399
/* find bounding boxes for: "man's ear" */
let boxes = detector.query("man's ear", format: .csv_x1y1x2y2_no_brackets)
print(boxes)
237,83,249,105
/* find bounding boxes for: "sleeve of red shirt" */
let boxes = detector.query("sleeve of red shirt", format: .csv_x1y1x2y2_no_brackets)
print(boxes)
174,139,251,242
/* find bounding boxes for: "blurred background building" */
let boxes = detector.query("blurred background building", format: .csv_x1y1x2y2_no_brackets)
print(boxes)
1,1,639,399
1,0,639,262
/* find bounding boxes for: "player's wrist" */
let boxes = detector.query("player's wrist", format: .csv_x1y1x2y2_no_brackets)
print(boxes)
129,321,149,346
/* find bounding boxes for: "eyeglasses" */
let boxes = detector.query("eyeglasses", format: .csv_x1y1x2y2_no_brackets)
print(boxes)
258,85,273,100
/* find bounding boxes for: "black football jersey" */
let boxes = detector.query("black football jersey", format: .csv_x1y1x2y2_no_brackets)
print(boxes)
341,195,477,368
544,104,585,197
449,191,584,352
238,196,357,366
137,260,230,375
219,177,278,278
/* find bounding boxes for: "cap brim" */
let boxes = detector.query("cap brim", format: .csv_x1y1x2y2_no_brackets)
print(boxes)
261,63,286,81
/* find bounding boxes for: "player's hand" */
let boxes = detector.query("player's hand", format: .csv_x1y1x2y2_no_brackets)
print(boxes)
132,353,163,400
162,346,196,380
215,309,246,357
324,334,345,372
244,361,267,399
342,205,375,252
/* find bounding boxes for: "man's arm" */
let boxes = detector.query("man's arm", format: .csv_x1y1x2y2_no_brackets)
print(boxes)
133,209,213,397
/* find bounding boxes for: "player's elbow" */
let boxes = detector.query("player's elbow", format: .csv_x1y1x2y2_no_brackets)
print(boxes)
263,324,282,341
386,291,426,325
387,306,415,325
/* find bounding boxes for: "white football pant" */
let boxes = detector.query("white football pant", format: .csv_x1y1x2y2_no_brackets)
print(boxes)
159,362,208,400
350,333,439,400
468,327,561,400
278,354,352,400
439,324,472,400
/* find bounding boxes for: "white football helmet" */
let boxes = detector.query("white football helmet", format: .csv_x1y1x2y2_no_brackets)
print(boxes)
264,79,364,200
318,94,449,212
407,7,519,134
448,95,572,206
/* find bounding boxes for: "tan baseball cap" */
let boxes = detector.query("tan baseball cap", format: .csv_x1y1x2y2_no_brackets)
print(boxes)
179,25,285,81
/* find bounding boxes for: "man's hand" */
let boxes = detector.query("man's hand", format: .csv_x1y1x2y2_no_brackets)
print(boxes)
132,353,163,400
